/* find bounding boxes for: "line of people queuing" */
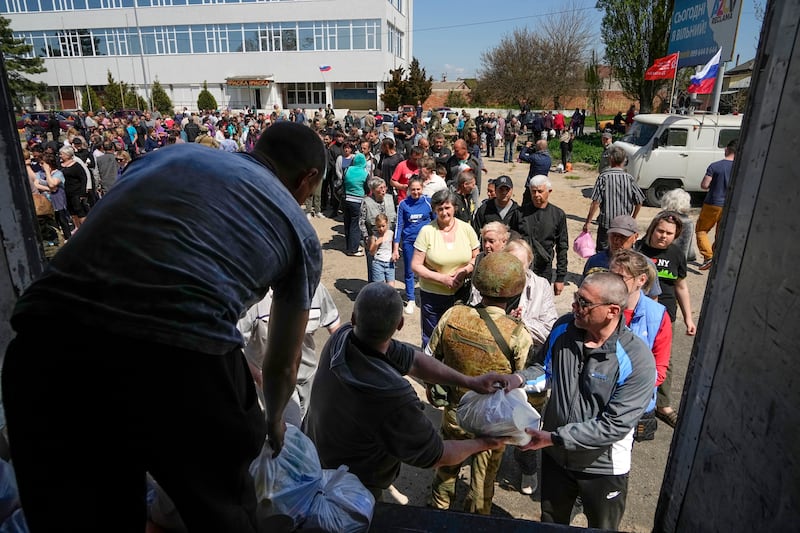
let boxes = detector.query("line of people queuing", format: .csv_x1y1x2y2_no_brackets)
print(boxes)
10,101,727,531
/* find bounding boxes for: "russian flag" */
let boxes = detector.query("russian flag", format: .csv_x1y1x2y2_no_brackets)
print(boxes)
319,65,332,72
688,49,721,94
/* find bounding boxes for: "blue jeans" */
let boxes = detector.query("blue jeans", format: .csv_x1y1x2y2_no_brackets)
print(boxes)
401,240,417,303
420,290,457,348
504,140,515,163
371,258,395,283
343,199,362,253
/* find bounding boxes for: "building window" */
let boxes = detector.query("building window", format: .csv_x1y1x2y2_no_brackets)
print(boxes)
285,82,326,106
16,19,381,57
387,0,402,14
387,22,403,58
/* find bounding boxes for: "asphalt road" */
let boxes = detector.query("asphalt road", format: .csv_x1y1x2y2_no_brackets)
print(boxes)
309,152,712,532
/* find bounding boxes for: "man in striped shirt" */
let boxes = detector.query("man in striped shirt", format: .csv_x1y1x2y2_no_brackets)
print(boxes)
583,146,645,250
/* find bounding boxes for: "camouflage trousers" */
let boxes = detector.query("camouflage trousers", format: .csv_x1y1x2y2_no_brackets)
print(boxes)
429,407,505,515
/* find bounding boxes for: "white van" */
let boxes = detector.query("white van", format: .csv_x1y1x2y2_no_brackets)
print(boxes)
615,114,742,205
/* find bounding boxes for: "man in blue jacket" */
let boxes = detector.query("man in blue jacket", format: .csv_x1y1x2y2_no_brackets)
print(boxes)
508,272,655,530
520,139,551,207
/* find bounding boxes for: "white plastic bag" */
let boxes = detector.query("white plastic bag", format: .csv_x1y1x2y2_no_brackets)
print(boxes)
304,466,375,533
249,424,322,528
456,389,540,446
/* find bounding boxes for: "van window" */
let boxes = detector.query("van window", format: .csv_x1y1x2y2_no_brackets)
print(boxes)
660,128,688,147
622,122,659,146
718,129,739,148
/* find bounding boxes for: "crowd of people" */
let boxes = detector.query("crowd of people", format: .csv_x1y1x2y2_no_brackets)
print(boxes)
6,99,737,532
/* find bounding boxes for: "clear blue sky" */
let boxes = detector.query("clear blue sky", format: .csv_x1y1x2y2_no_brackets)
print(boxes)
412,0,763,81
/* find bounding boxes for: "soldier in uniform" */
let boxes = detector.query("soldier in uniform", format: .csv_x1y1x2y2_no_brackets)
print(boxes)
442,115,459,147
461,112,477,141
427,251,534,514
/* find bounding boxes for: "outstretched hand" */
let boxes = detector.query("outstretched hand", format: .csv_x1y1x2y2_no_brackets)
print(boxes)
468,372,511,394
517,428,553,451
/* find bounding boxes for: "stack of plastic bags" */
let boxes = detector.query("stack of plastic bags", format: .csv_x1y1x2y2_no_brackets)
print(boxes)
456,389,541,446
249,425,375,533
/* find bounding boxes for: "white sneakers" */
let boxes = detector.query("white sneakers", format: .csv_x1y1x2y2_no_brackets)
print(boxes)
521,473,537,495
404,301,415,314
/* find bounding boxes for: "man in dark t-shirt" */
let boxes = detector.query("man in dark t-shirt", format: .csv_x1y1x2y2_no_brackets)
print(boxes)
696,139,736,270
304,283,508,500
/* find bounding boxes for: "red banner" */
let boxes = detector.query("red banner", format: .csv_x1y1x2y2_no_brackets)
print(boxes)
644,53,679,80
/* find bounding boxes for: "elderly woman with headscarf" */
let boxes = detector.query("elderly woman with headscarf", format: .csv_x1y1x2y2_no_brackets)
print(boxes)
359,177,396,281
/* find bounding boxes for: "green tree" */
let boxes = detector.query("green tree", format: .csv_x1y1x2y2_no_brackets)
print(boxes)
597,0,674,112
444,90,469,108
404,57,433,105
83,85,102,111
150,79,172,114
124,85,146,110
0,14,47,110
381,57,433,109
585,50,604,131
197,80,217,111
103,71,125,111
381,67,405,110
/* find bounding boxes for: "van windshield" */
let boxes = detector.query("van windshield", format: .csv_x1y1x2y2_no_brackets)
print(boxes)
622,122,659,146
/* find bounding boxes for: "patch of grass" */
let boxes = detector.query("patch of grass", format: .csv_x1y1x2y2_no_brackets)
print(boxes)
563,174,582,180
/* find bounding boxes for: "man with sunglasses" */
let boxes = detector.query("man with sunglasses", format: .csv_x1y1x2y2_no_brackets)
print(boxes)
507,272,655,530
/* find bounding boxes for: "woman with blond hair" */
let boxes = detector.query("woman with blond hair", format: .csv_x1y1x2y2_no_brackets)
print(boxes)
610,249,672,438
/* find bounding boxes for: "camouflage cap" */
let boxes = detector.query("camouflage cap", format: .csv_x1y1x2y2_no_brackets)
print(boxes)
473,252,526,298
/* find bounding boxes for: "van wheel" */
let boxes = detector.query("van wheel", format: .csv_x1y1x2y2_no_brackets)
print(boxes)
645,180,682,207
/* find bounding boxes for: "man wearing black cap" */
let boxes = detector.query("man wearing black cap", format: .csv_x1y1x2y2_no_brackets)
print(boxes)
472,175,520,238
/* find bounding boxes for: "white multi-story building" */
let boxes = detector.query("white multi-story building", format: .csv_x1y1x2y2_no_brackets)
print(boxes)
2,0,412,112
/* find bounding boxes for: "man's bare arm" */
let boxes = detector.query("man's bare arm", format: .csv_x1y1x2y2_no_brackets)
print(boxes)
263,300,309,456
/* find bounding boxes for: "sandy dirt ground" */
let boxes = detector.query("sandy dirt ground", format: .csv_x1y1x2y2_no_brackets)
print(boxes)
305,149,713,532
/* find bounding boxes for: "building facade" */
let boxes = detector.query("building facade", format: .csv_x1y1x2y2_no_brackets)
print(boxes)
2,0,412,112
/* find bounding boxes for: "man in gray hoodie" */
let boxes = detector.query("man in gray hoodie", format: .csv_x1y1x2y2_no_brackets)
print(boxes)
304,282,509,501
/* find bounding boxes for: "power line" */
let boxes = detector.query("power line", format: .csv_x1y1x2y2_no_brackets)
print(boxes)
414,5,597,33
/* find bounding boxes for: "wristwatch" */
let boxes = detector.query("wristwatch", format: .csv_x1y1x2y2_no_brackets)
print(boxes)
551,432,564,447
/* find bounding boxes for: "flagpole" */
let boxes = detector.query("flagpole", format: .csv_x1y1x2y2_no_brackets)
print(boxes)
669,56,678,114
710,62,725,114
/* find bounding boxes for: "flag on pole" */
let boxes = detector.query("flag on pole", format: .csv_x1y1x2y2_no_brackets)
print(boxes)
319,65,332,72
644,53,679,80
687,49,722,94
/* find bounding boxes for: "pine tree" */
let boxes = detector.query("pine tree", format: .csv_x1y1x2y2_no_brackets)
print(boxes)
381,67,405,110
124,85,145,110
83,85,102,111
381,58,433,110
404,58,433,105
0,14,47,110
103,71,125,111
150,79,173,115
197,81,217,112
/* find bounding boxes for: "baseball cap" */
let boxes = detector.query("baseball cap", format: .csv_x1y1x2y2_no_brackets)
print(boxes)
494,175,513,189
607,215,638,237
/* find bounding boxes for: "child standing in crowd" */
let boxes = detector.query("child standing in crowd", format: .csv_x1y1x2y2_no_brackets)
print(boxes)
369,213,395,285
